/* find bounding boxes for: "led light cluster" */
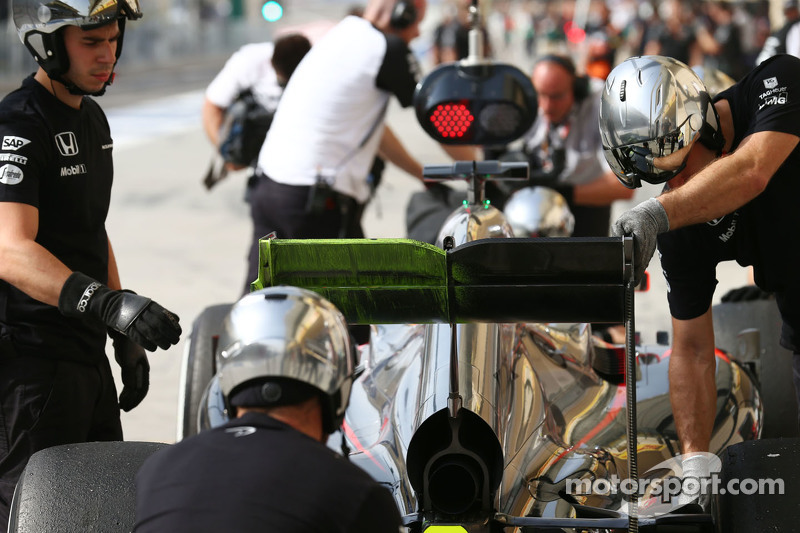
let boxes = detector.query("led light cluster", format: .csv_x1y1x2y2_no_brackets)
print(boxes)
428,102,474,139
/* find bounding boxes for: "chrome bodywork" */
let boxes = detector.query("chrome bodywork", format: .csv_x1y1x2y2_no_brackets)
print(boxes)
339,201,761,527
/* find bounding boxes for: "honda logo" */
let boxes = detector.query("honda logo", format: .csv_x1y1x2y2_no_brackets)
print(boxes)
55,132,79,157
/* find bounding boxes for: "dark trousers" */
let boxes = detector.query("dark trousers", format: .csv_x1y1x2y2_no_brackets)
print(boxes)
0,351,122,532
244,174,364,294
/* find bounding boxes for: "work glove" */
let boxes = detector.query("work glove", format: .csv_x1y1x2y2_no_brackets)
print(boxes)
612,197,670,286
58,272,182,351
109,330,150,412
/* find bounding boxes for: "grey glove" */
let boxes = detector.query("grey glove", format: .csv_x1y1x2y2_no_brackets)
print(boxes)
109,331,150,412
612,197,670,285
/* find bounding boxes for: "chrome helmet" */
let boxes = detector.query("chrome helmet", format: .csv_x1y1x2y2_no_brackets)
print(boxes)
599,55,725,189
216,286,357,434
503,186,575,237
13,0,142,93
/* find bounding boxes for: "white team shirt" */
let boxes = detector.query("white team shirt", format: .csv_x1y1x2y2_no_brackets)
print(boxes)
258,17,393,204
205,42,283,113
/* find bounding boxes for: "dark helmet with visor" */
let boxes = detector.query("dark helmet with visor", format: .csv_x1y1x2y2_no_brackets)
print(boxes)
599,55,725,189
13,0,142,94
216,286,358,434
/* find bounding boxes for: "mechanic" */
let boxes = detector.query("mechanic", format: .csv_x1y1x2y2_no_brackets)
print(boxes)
201,32,311,293
0,1,182,529
202,32,312,168
254,0,476,246
134,287,403,532
511,54,633,237
601,54,800,498
756,0,800,64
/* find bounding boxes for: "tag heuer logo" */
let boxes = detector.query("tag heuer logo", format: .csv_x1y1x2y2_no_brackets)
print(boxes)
764,77,778,89
55,132,79,156
1,136,31,151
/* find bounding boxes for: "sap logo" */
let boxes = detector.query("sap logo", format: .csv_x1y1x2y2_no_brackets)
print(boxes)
60,164,87,176
0,153,27,165
0,164,23,185
55,132,79,156
764,77,778,89
1,136,31,151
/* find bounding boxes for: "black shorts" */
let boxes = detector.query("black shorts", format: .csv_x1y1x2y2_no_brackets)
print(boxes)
0,350,121,531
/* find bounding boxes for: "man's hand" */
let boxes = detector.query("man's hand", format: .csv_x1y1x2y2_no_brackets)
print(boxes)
612,197,670,285
58,272,182,351
110,331,150,412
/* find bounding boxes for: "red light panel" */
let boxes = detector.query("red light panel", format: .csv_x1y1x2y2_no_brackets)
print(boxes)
428,102,474,139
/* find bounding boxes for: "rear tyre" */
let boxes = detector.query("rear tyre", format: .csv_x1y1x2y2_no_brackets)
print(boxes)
714,438,800,532
8,441,168,533
178,303,232,440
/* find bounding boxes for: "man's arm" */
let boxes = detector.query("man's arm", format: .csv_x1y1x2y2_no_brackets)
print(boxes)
378,125,423,181
658,129,799,229
0,202,71,306
573,170,635,206
107,238,121,291
440,143,481,162
201,97,226,147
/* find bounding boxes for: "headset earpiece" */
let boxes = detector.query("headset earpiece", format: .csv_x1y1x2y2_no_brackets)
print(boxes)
390,0,417,29
573,74,590,101
535,54,590,101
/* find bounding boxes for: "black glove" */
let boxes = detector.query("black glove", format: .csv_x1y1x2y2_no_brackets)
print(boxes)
109,330,150,412
612,197,670,286
58,272,182,351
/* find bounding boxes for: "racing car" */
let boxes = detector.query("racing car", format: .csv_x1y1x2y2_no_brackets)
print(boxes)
8,6,799,531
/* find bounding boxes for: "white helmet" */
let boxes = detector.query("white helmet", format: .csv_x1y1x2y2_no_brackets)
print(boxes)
599,55,725,189
13,0,142,94
216,286,357,434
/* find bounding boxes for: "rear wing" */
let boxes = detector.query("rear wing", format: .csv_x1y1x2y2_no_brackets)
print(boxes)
252,237,634,324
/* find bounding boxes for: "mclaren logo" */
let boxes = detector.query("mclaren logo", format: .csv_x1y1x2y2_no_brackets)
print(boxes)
1,136,30,151
0,164,23,185
55,132,79,156
225,426,256,438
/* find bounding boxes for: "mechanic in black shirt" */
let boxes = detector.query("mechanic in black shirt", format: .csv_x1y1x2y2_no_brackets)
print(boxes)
600,54,800,486
134,287,403,533
0,1,182,529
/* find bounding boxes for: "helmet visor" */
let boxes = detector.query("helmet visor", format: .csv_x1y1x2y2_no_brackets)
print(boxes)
603,117,696,189
14,0,141,34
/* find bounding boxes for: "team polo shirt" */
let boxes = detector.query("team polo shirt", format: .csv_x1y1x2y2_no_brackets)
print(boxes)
522,78,608,187
205,42,283,112
658,54,800,319
259,16,420,204
0,75,112,362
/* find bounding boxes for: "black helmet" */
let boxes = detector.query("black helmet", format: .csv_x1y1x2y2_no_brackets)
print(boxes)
13,0,142,94
599,55,725,189
216,286,358,434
